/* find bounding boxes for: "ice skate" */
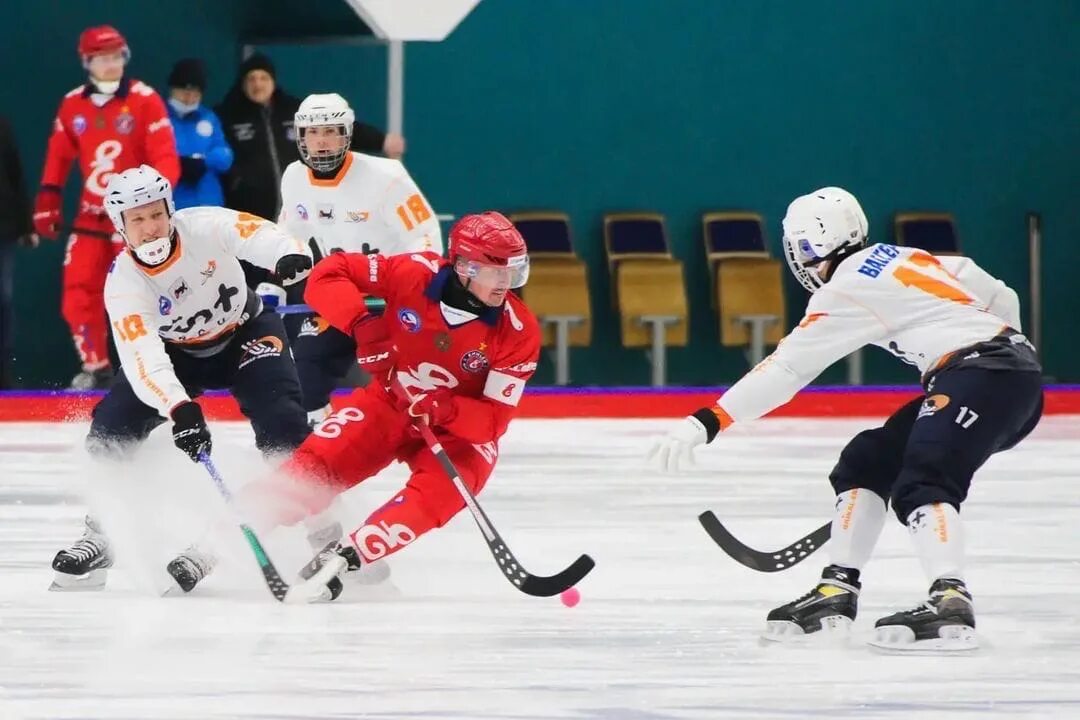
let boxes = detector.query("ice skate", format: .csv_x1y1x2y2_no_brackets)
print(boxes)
50,516,113,591
869,578,977,652
296,540,363,602
763,565,860,642
166,546,218,593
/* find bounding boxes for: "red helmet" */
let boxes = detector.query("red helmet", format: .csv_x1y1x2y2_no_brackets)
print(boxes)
449,212,530,289
78,25,130,60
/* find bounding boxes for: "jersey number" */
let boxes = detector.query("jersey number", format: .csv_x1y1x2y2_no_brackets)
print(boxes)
234,212,264,240
396,194,432,231
892,254,974,305
112,314,148,343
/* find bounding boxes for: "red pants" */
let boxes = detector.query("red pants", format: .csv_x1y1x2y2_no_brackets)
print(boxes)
239,384,498,562
62,214,123,370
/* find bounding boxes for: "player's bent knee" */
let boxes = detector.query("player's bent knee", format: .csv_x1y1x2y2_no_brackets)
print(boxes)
891,467,965,523
828,426,903,498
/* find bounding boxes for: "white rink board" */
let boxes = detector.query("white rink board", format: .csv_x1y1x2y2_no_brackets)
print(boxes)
2,416,1079,719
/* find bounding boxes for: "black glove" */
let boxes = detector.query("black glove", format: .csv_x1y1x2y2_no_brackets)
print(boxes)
275,253,313,287
171,401,212,462
179,156,207,186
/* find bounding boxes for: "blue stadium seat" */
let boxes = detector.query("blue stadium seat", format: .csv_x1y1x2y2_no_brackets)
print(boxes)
894,212,961,255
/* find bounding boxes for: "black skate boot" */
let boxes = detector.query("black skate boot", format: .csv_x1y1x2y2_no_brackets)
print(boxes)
763,564,861,641
297,540,364,601
50,515,114,591
870,577,977,652
166,546,218,593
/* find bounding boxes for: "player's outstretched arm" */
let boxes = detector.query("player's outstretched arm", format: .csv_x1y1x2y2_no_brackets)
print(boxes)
304,251,396,335
648,291,886,473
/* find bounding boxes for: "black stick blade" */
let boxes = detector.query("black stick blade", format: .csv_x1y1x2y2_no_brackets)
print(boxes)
518,554,596,597
698,511,831,573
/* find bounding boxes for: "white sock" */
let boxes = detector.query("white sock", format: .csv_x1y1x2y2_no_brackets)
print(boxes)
907,502,965,583
827,488,888,571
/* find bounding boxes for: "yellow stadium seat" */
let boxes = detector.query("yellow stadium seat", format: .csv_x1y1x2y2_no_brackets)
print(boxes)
510,211,591,384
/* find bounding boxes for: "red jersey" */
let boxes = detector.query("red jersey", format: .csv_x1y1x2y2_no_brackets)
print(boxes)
306,251,542,445
40,77,180,217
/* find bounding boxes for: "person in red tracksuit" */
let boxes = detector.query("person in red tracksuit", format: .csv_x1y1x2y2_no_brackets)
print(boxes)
33,25,180,388
169,212,542,596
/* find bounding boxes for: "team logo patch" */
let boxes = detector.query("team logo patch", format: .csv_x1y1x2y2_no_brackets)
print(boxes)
917,394,951,419
296,204,309,221
299,316,330,337
238,335,284,369
169,278,190,302
200,259,217,284
345,210,370,223
316,204,334,223
72,115,87,135
114,112,135,135
460,350,489,374
434,333,452,352
196,119,213,137
398,308,422,333
158,296,172,316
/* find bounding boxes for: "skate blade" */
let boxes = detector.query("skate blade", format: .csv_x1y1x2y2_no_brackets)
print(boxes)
48,569,108,592
284,555,347,604
867,624,978,654
761,616,853,645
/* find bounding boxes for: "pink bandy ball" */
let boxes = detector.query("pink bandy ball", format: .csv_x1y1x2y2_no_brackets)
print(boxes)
560,587,581,608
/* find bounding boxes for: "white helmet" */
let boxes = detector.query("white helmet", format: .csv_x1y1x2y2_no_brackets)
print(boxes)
295,93,355,172
781,186,869,292
104,165,176,266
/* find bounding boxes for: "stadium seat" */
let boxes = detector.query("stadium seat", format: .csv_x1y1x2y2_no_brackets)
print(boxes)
894,212,961,255
603,212,688,386
510,212,591,384
703,213,783,366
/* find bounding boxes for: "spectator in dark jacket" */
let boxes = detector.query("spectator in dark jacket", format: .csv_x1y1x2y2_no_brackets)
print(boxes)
215,53,401,221
0,115,37,387
167,58,234,209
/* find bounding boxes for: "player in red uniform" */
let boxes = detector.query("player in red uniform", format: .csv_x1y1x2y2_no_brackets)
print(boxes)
33,25,180,388
170,212,541,595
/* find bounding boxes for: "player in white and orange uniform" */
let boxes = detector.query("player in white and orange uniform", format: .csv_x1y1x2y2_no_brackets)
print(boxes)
33,26,180,387
650,187,1043,652
49,165,312,592
277,93,442,424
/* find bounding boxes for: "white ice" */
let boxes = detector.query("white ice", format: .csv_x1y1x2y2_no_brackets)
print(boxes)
2,415,1080,719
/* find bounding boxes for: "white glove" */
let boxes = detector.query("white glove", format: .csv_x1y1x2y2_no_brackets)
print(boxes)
646,415,709,473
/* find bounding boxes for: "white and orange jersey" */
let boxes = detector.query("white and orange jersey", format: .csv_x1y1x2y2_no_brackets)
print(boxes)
717,244,1025,423
104,207,310,416
278,151,442,260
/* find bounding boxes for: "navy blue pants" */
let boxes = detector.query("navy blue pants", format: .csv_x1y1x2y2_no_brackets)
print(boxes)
87,310,310,457
291,321,357,413
830,367,1044,522
283,282,360,412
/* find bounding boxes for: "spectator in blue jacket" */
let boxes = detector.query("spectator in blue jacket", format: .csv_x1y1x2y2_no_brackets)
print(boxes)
166,58,233,209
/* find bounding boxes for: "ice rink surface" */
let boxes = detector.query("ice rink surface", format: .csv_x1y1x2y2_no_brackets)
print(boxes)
2,415,1079,720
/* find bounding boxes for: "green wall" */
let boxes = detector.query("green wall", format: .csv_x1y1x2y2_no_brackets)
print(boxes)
5,1,1078,387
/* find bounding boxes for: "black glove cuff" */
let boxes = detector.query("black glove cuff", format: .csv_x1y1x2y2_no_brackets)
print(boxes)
171,400,203,423
691,406,722,444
